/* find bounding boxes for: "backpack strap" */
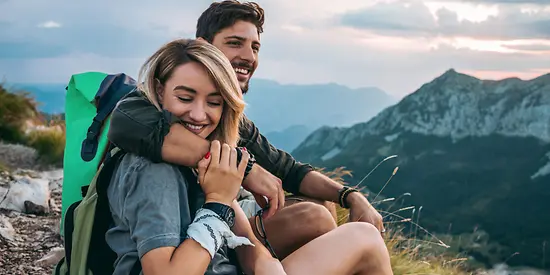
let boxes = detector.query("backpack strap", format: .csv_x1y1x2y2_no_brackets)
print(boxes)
90,147,143,274
87,147,127,274
81,73,136,162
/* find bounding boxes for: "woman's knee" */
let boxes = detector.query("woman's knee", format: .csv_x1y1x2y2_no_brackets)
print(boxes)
339,222,388,255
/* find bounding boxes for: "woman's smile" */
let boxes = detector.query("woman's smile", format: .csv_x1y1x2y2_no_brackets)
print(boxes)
183,121,208,134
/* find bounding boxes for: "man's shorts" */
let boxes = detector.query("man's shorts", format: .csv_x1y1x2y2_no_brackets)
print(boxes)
236,188,261,219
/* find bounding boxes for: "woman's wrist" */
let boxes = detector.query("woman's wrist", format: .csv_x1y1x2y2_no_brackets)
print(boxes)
205,194,233,207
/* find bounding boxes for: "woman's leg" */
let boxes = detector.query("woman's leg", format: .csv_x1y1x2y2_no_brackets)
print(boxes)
280,222,393,275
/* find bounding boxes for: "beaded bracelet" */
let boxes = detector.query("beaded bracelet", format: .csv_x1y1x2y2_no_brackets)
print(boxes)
338,186,359,209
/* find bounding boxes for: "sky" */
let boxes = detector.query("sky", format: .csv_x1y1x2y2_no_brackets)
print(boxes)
0,0,549,98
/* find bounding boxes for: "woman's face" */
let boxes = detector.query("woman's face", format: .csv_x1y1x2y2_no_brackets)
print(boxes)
158,61,223,139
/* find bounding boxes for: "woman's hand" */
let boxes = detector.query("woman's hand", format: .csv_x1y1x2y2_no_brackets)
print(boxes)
198,140,249,206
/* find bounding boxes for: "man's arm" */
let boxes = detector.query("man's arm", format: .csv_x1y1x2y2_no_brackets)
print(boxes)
238,116,313,195
108,91,210,167
238,117,384,231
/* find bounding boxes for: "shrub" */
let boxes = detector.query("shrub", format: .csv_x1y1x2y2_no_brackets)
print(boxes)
26,127,66,166
0,84,39,144
0,142,38,170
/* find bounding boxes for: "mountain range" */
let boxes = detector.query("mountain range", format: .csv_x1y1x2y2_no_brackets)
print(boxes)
8,78,396,152
292,69,550,269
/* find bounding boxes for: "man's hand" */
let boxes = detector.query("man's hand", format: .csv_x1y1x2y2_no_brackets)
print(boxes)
242,164,285,219
347,192,385,233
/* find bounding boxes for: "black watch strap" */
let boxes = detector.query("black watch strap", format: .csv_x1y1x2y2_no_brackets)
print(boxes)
202,202,235,227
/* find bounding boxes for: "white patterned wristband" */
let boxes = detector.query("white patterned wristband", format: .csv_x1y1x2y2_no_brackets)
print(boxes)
186,208,254,259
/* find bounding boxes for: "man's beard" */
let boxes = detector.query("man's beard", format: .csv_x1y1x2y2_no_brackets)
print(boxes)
240,81,249,95
232,60,253,95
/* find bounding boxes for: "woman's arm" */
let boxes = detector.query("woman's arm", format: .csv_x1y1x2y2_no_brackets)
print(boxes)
113,156,214,275
230,200,286,275
141,240,211,275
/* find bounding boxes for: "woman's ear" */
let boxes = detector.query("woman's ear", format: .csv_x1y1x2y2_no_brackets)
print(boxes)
155,79,164,102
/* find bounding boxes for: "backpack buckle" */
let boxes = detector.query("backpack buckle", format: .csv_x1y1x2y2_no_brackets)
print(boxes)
81,118,103,162
86,119,102,140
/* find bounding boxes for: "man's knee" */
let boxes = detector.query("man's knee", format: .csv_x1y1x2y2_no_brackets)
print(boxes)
322,201,338,222
285,196,338,223
293,202,337,236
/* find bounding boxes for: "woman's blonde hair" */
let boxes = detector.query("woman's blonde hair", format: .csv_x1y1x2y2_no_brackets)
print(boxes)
138,38,245,147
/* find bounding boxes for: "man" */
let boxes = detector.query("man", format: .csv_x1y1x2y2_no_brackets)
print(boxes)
108,0,384,260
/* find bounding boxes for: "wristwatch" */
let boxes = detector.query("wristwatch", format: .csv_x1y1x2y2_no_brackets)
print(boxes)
202,202,236,228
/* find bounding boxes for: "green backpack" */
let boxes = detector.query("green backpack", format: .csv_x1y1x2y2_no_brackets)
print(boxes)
55,72,140,274
60,72,136,232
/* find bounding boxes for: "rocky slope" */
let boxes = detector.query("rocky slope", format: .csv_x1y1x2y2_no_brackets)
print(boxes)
0,168,64,275
293,69,550,269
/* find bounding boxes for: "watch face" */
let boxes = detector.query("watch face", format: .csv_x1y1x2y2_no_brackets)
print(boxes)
226,208,235,227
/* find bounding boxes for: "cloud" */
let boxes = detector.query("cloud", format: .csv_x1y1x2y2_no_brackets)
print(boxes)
0,0,549,97
37,21,61,28
338,1,550,40
452,0,549,4
0,0,207,58
503,43,550,51
253,21,550,96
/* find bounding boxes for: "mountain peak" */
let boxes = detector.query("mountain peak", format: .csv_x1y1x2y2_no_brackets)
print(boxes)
299,69,550,153
443,68,458,76
363,69,550,142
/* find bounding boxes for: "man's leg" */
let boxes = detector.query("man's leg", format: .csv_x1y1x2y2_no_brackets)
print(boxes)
284,195,338,223
245,198,338,260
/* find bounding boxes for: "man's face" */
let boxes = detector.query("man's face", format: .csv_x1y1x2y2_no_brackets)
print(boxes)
210,20,260,94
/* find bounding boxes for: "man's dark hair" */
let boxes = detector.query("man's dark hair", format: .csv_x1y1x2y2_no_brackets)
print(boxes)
196,0,265,42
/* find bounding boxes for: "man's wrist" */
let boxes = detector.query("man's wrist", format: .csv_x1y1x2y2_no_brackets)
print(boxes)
242,163,259,185
236,147,256,179
337,186,361,208
346,191,369,208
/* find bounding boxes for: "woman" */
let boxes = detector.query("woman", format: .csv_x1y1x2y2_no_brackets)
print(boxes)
105,38,393,275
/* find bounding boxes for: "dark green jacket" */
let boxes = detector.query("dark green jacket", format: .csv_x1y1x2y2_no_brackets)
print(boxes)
107,90,313,195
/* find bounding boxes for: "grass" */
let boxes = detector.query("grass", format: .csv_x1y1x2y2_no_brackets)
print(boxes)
25,125,66,166
0,160,10,173
333,204,473,275
320,156,478,275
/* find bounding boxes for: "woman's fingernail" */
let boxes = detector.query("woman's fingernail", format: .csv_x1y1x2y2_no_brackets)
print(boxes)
242,147,247,151
205,152,211,159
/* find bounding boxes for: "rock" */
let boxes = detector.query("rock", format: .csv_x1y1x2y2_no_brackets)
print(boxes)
0,176,50,214
0,143,38,170
35,246,65,266
24,200,48,216
0,215,15,241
